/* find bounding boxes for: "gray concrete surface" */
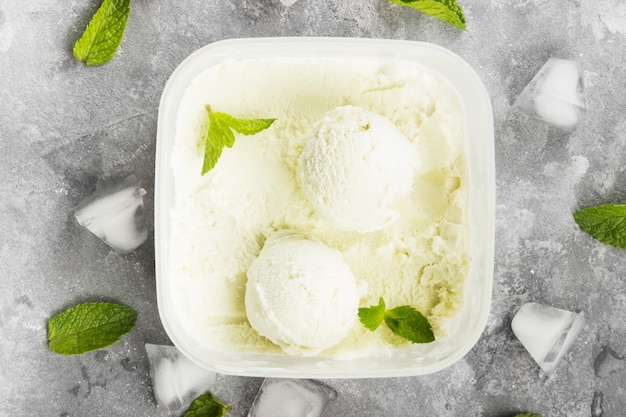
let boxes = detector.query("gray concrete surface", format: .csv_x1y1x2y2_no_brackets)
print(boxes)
1,0,626,416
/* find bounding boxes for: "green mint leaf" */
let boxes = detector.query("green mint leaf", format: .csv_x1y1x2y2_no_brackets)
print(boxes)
384,305,435,344
514,414,541,417
358,297,386,331
389,0,466,30
227,116,276,136
202,108,235,174
574,204,626,248
73,0,131,66
184,392,231,417
201,105,276,175
359,298,435,343
47,302,137,355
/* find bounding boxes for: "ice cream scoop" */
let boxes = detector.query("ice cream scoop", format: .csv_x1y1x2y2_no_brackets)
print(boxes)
245,231,359,356
297,105,419,233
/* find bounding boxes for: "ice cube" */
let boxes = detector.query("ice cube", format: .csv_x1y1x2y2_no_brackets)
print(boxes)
247,378,337,417
279,0,300,6
513,58,586,132
145,344,217,414
74,175,148,253
594,346,625,378
511,302,586,375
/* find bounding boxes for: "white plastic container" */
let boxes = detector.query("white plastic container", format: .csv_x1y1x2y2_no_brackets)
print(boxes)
154,37,495,378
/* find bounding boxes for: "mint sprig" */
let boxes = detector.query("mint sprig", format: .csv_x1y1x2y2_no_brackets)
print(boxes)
358,297,387,331
47,302,137,355
73,0,131,65
358,297,435,344
183,392,231,417
201,105,275,175
574,204,626,248
514,414,541,417
390,0,466,30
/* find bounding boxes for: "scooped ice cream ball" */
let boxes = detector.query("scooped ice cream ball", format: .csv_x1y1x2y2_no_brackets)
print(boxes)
245,231,359,356
297,105,419,233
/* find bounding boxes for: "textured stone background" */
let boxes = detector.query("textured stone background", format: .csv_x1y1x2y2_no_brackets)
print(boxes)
1,0,626,416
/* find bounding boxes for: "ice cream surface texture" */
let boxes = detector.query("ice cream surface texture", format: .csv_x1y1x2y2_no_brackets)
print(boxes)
297,105,418,232
169,56,468,358
245,232,359,356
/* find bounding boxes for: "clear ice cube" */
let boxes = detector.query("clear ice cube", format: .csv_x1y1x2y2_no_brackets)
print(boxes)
74,175,148,253
279,0,300,6
513,58,586,132
511,302,586,375
145,344,217,414
247,378,337,417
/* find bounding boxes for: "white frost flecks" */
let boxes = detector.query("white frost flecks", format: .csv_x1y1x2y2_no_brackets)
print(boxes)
569,119,626,197
523,240,566,257
580,0,626,39
541,155,590,228
0,8,14,52
495,203,537,273
542,155,590,185
582,70,601,90
497,206,537,242
489,0,547,9
0,299,47,332
446,359,477,390
496,156,588,272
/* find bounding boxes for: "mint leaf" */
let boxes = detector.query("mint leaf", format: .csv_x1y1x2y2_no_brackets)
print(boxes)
184,392,231,417
384,305,435,344
574,204,626,248
201,105,275,175
73,0,131,65
226,116,276,136
47,302,137,355
358,298,435,344
390,0,466,30
358,297,386,331
514,414,541,417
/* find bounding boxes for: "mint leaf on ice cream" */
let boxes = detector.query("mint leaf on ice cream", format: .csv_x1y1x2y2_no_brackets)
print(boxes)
574,204,626,248
201,105,275,175
183,392,231,417
47,302,137,355
385,305,435,344
359,297,435,344
358,297,386,331
73,0,130,65
390,0,466,30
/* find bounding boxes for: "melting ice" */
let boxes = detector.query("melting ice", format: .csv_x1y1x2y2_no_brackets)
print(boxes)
247,378,337,417
511,302,585,375
74,175,148,253
514,58,586,132
145,344,217,414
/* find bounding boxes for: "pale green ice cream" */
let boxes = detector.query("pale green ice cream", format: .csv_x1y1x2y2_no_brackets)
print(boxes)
169,57,468,358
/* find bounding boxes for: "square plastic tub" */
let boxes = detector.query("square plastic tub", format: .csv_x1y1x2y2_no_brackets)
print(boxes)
154,37,495,378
